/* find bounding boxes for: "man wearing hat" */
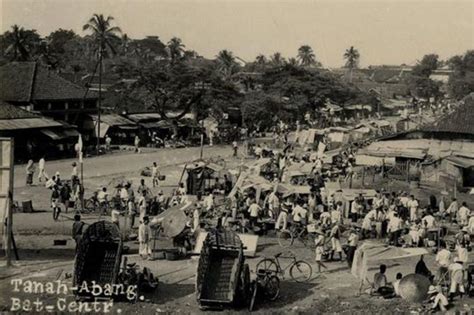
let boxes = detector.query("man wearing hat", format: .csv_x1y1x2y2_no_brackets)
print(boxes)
448,257,465,300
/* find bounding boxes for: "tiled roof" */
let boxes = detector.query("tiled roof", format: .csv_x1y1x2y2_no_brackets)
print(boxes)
0,62,98,102
0,101,62,130
89,114,135,126
422,95,474,136
0,101,38,119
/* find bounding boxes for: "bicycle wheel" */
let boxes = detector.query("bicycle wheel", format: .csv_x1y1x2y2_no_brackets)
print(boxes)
290,260,312,283
264,275,280,301
278,230,294,248
256,258,278,275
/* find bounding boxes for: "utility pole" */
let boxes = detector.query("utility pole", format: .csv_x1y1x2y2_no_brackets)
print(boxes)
5,138,14,267
97,48,103,156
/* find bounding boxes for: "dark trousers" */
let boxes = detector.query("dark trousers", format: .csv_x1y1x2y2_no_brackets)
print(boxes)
351,213,359,223
347,245,357,267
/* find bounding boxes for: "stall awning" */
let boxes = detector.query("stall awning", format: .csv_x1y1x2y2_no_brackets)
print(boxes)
40,129,66,140
445,156,474,169
140,121,173,129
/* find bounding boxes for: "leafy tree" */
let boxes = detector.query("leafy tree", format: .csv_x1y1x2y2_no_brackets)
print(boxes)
412,54,439,77
82,14,121,58
270,52,285,67
448,50,474,99
255,54,267,65
297,45,317,67
343,46,360,83
408,54,441,99
47,29,76,54
1,25,41,61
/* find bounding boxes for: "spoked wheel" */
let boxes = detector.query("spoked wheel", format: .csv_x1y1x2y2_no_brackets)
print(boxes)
249,281,258,312
278,229,294,248
256,258,278,275
264,275,280,301
290,260,313,283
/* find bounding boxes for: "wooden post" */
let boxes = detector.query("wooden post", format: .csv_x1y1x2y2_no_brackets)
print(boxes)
6,138,14,267
362,167,365,187
406,161,410,183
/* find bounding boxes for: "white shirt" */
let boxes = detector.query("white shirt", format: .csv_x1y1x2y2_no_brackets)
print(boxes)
71,166,78,177
407,199,419,210
422,215,436,228
293,205,308,222
458,206,470,219
351,201,362,214
204,195,214,210
248,203,261,218
456,246,468,263
39,158,45,169
98,191,108,203
120,188,129,200
387,217,402,232
435,249,451,267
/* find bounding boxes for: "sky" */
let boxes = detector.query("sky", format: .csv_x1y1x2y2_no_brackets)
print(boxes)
1,0,473,67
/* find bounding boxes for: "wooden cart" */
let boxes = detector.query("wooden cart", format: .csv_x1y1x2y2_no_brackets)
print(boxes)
196,229,250,309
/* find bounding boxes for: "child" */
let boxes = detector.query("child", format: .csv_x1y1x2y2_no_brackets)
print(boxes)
152,162,159,187
314,230,328,273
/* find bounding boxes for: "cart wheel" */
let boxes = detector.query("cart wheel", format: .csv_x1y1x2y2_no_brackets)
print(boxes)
256,258,278,275
264,275,280,301
278,230,294,248
240,264,250,301
249,281,258,312
290,260,312,283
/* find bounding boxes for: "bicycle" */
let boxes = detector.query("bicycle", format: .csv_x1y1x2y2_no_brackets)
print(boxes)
278,222,315,248
256,251,313,283
249,270,280,312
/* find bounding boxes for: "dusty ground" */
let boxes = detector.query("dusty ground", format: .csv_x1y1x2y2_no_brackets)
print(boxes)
1,145,474,314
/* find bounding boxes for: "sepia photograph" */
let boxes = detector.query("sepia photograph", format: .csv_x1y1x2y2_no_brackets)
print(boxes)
0,0,473,313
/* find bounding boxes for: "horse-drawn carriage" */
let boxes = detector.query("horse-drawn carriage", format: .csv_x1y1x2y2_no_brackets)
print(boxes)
196,229,251,310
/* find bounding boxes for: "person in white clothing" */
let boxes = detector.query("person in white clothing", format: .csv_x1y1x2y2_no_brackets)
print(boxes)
38,157,46,182
448,259,465,298
458,202,470,226
138,216,152,259
436,242,451,281
407,195,419,222
276,203,290,230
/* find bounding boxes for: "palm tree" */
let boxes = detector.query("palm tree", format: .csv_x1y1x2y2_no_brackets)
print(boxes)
167,37,185,63
297,45,317,67
83,13,121,155
3,25,40,61
82,14,121,58
343,46,360,83
216,49,238,79
270,52,285,67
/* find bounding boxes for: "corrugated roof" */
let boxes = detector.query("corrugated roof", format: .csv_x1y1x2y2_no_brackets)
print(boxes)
90,114,135,127
0,102,38,119
422,96,474,136
127,112,162,122
0,62,98,102
0,117,62,130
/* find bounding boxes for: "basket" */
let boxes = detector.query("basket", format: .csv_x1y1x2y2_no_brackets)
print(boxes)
158,175,166,181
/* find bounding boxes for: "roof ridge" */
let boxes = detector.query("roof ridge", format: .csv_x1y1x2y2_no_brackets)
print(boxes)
28,62,38,102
